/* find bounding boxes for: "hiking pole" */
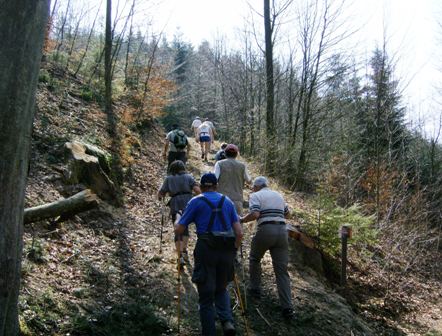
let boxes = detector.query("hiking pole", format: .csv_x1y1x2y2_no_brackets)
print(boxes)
233,273,251,336
176,241,182,335
159,199,166,254
240,245,247,309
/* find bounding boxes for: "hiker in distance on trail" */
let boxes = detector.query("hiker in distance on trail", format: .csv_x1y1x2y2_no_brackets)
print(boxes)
203,117,216,152
214,144,252,216
158,160,201,267
163,124,190,170
191,115,202,138
196,120,215,162
240,176,295,321
175,173,243,336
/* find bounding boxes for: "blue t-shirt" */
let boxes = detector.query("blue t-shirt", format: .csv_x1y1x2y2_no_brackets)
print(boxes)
178,191,239,234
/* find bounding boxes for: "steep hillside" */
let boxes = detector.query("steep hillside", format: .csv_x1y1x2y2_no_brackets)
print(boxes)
19,63,441,336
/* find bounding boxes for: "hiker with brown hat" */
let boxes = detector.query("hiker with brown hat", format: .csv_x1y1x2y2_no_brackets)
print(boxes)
214,144,251,215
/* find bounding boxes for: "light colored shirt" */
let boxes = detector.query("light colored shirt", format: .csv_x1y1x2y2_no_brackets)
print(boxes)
191,118,202,129
214,158,251,202
198,123,211,136
205,120,215,130
249,187,289,225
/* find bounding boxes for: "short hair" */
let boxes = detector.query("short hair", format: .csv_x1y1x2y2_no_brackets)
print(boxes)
221,143,228,149
169,160,186,175
253,176,268,188
172,123,179,129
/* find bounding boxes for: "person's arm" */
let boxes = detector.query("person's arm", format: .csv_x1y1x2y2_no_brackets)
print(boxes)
214,161,221,179
186,138,191,156
163,140,169,160
158,179,168,200
284,203,290,219
232,220,243,248
174,198,195,235
210,127,214,143
158,190,166,200
240,211,260,224
193,185,201,195
241,192,260,223
175,222,186,235
244,166,252,185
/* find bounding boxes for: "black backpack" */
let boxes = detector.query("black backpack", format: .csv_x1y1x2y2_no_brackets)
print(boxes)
172,129,187,149
219,150,226,160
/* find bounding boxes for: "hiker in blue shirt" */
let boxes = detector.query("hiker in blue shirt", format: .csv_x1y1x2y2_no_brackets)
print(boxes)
175,173,243,336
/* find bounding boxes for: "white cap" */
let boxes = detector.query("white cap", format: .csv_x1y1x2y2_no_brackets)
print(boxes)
253,176,268,187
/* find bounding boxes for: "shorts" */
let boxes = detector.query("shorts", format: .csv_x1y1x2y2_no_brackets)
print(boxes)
199,135,211,142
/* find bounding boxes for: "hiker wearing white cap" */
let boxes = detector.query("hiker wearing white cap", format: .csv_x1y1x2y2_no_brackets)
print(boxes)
214,144,251,215
191,116,202,138
240,176,295,321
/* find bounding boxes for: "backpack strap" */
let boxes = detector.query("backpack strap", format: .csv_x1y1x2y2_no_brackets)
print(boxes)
198,195,228,232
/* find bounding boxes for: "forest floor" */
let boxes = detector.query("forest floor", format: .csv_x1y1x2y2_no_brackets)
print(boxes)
18,63,442,335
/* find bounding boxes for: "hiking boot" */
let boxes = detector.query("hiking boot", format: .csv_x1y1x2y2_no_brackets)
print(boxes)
247,288,261,300
282,308,295,321
221,320,236,336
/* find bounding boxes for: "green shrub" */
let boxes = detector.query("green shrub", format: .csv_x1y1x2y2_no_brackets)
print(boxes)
20,289,63,334
80,86,94,102
26,239,47,264
310,194,377,256
38,69,50,83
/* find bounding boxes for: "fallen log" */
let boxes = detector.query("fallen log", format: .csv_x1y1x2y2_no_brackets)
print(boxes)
287,223,324,274
24,189,99,224
287,224,315,249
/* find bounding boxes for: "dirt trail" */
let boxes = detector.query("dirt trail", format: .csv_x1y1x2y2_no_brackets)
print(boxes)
164,138,374,336
20,66,441,336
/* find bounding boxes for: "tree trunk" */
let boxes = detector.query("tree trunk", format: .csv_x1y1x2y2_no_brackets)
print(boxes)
264,0,275,175
105,0,113,128
74,3,101,77
0,1,49,334
24,190,99,224
54,0,71,62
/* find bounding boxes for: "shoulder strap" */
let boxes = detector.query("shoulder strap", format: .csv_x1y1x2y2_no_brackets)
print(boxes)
198,195,227,232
